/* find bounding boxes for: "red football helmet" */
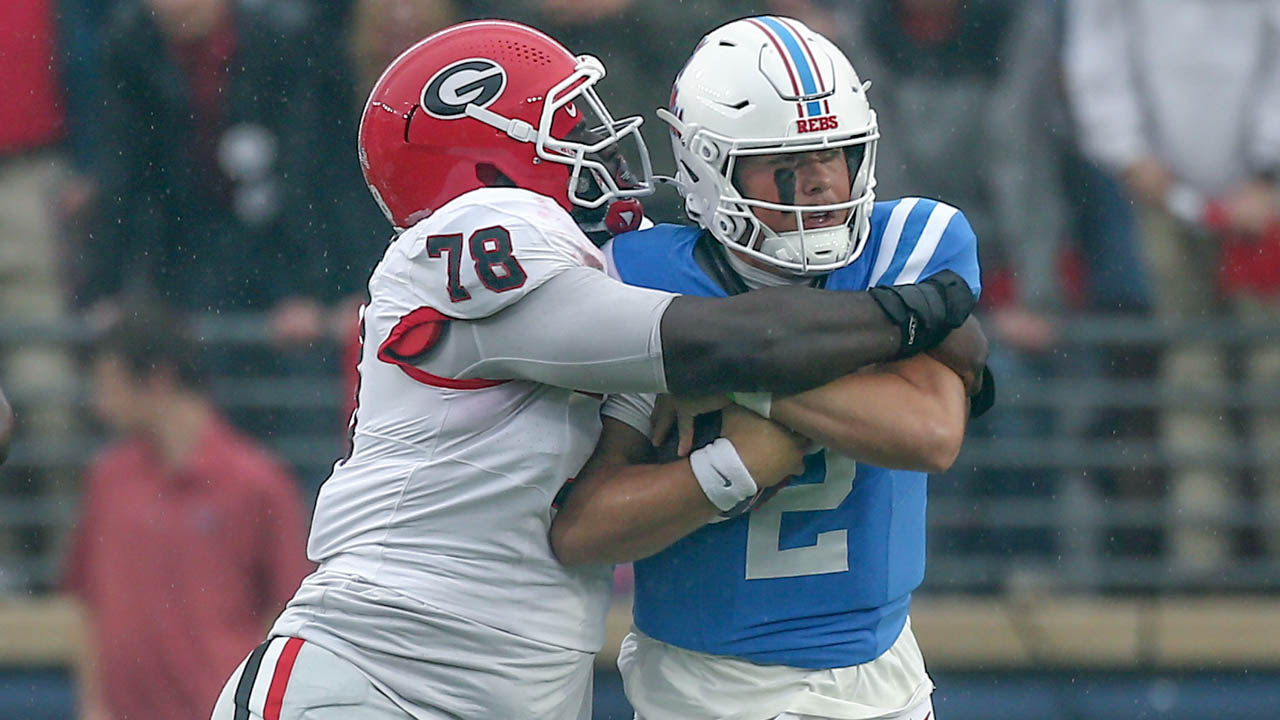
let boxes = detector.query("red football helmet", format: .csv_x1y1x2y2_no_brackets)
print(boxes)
358,20,654,230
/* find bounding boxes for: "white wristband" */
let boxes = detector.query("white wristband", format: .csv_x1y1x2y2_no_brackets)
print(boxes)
689,438,759,512
731,391,772,418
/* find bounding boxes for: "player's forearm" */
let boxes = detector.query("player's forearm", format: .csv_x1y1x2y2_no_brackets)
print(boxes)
770,356,967,473
551,461,719,566
661,288,899,395
660,272,975,396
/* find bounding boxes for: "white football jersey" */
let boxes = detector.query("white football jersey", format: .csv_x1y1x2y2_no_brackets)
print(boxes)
271,188,673,716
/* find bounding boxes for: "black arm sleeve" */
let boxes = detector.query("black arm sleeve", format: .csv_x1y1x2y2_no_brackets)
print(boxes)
660,271,975,395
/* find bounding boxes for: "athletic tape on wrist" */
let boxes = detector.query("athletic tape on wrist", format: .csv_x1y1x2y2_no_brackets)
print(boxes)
689,438,759,512
730,391,772,418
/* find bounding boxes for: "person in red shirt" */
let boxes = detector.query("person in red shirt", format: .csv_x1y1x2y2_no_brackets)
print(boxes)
64,308,314,720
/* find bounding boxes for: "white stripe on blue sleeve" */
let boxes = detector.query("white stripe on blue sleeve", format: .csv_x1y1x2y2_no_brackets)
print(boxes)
868,198,918,286
895,204,958,284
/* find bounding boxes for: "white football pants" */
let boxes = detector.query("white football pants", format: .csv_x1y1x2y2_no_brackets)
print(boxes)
210,636,414,720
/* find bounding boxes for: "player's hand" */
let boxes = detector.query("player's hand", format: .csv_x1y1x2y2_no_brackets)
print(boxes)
651,393,731,457
720,405,807,487
927,316,991,394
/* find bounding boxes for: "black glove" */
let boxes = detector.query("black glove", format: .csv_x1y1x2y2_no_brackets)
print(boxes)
969,365,996,419
867,270,975,357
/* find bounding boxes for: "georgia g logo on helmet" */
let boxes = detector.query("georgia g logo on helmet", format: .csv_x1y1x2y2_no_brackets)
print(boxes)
421,58,507,119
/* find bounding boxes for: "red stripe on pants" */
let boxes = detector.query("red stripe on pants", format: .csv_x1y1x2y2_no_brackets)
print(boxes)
263,637,305,720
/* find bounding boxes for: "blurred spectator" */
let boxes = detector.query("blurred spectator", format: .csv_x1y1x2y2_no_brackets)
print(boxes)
1042,0,1155,563
1,0,81,591
813,0,1067,566
461,0,762,223
81,0,373,316
80,0,385,488
54,0,116,205
831,0,1067,320
1065,0,1280,575
64,307,312,720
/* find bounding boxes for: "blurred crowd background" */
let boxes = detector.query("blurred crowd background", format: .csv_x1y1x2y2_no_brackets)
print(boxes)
1,0,1278,718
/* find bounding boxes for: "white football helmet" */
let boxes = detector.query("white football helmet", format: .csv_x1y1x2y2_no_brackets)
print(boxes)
660,16,879,275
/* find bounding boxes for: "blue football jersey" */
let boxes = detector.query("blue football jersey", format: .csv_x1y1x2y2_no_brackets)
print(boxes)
607,197,981,669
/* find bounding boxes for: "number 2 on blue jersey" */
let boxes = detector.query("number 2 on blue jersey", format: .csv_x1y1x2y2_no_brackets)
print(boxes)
745,454,857,579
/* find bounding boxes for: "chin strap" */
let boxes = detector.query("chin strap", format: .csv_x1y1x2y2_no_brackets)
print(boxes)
465,104,535,143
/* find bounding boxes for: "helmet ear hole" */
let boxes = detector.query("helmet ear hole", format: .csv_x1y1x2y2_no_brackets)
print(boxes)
695,139,719,163
678,159,701,185
716,216,735,236
476,163,517,188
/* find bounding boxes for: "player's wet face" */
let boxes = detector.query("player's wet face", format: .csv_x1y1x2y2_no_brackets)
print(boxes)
734,147,858,233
